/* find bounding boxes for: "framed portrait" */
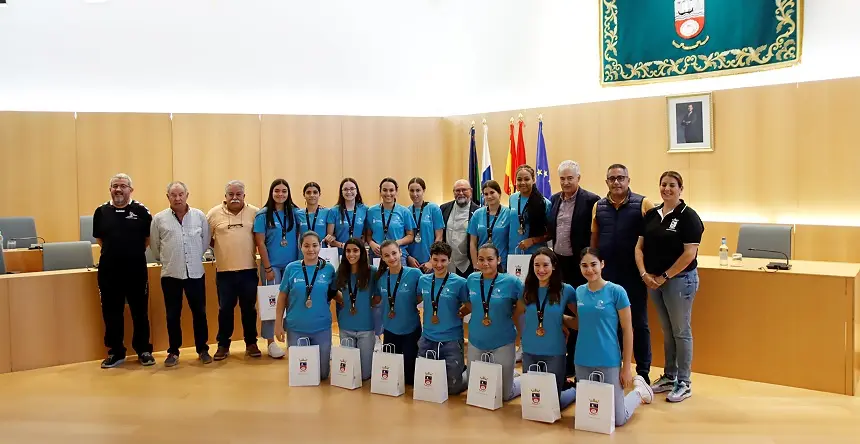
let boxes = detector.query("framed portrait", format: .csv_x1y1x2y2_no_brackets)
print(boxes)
667,93,713,153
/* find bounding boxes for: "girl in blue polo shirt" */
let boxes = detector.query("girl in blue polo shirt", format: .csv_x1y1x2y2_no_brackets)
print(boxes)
253,178,300,359
324,178,368,253
508,165,551,256
366,177,414,264
374,240,423,385
406,177,445,272
517,247,578,409
417,242,469,394
468,180,511,267
465,243,523,402
333,237,377,380
296,182,330,243
575,247,653,426
275,231,337,379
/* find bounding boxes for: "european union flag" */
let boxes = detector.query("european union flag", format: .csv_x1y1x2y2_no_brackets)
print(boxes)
535,121,551,196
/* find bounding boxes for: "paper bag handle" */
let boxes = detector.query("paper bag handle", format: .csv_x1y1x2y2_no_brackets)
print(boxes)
528,361,548,373
298,337,311,347
340,337,355,347
588,370,605,383
424,350,437,360
383,343,397,354
480,352,495,363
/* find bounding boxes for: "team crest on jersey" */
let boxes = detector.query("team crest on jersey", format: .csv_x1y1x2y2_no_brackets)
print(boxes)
589,399,600,415
668,218,679,232
299,359,308,372
479,377,488,392
424,372,433,387
125,212,138,220
531,389,541,405
381,366,390,380
674,0,705,39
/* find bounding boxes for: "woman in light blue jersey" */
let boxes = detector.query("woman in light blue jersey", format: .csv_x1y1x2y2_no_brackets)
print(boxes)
333,237,377,380
468,180,511,268
406,177,445,272
325,178,368,253
296,182,330,243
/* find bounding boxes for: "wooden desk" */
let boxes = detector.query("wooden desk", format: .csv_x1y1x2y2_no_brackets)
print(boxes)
2,244,101,273
648,255,860,395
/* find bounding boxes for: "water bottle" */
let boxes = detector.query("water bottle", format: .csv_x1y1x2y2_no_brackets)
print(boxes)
719,237,729,266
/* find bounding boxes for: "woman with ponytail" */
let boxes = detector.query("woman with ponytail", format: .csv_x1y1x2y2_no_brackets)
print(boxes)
508,165,551,257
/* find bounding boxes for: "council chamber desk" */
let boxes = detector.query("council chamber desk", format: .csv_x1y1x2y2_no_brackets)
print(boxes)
647,256,860,396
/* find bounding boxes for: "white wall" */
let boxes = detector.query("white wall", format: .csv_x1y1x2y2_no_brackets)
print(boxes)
0,0,858,116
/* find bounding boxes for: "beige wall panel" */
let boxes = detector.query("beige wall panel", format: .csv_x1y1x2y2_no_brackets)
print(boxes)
0,280,9,374
172,114,262,210
76,113,173,219
53,272,104,366
9,276,58,371
0,112,78,242
794,225,860,263
260,115,343,207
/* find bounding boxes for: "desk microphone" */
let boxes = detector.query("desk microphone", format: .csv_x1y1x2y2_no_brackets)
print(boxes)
748,248,791,270
9,236,46,249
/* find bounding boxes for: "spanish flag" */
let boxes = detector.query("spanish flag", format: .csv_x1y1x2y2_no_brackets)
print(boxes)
503,119,516,195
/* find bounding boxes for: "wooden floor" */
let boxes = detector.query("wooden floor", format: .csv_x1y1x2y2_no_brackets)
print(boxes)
1,341,859,444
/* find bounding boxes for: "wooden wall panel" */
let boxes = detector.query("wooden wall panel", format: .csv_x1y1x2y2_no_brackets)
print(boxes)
172,114,262,210
794,225,860,263
260,115,343,207
8,274,58,371
0,279,10,374
0,112,78,242
76,113,173,220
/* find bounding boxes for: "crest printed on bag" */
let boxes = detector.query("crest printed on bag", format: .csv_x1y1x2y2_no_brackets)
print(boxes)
589,399,600,415
268,295,276,308
299,359,308,372
479,377,488,392
424,372,433,387
339,359,347,373
381,366,389,380
531,389,541,405
674,0,705,39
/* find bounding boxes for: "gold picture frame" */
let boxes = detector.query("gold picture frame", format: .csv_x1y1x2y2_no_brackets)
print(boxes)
667,92,714,153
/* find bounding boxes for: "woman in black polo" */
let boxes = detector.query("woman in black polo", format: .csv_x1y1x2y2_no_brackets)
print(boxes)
634,171,703,404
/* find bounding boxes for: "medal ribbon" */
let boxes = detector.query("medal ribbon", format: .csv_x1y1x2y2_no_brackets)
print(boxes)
302,259,323,301
485,207,500,241
430,272,450,317
305,206,321,233
412,202,426,237
381,207,394,238
343,207,358,238
479,274,498,321
536,289,551,328
386,268,404,313
517,196,526,231
273,209,287,242
346,274,359,310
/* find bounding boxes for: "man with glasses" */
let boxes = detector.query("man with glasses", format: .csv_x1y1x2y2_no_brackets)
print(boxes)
94,173,154,368
207,180,261,360
591,164,656,383
440,179,479,278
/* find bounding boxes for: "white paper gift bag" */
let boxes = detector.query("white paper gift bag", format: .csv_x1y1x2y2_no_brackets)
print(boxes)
506,254,531,282
521,362,562,424
575,371,616,435
288,337,321,387
331,338,362,390
319,247,340,270
371,344,405,397
412,350,449,404
256,283,280,321
466,353,503,410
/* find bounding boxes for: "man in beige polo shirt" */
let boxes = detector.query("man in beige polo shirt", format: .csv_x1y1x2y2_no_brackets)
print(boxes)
207,180,262,360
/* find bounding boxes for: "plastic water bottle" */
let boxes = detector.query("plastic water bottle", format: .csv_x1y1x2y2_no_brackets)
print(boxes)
719,237,729,266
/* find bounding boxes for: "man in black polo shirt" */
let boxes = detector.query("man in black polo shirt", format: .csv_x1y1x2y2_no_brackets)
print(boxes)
93,173,155,368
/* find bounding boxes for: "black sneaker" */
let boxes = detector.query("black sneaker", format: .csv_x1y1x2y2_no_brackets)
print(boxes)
199,351,213,364
101,354,125,369
139,352,156,366
164,353,179,367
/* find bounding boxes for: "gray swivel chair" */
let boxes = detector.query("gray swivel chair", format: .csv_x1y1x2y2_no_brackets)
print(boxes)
79,216,97,244
736,224,792,260
0,216,38,249
0,249,6,274
42,241,95,271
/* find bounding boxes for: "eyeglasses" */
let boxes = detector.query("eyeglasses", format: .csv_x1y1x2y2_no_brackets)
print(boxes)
453,189,470,194
606,176,628,183
111,184,130,190
342,187,357,192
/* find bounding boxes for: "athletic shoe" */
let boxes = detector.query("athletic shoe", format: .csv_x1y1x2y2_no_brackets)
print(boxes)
199,351,213,364
637,372,651,385
246,343,262,358
100,354,125,369
164,353,179,367
667,381,692,403
633,375,654,404
138,352,155,366
213,347,230,361
268,342,285,359
651,374,676,394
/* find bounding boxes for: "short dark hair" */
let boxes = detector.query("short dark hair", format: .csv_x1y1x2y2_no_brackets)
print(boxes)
607,164,628,175
429,241,452,258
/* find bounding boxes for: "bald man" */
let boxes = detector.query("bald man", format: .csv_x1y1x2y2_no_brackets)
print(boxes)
440,179,479,278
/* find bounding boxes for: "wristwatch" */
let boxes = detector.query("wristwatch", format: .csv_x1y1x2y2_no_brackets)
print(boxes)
661,272,670,280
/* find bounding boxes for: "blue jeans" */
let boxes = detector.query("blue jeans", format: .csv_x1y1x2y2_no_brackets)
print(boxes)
649,268,698,383
418,337,467,395
339,330,375,380
260,265,285,340
574,365,642,427
522,353,576,410
466,342,521,402
287,328,332,380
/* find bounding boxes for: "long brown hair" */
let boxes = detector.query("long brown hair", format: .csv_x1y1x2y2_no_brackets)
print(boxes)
336,237,371,290
374,239,401,280
523,247,563,305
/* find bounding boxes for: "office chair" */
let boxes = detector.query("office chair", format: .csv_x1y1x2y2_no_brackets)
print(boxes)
42,241,95,271
0,216,38,249
736,224,792,260
79,216,97,244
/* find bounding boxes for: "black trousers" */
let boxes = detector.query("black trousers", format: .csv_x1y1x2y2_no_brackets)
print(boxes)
98,266,152,357
215,269,259,348
162,276,209,355
616,275,652,378
558,254,585,377
383,326,422,386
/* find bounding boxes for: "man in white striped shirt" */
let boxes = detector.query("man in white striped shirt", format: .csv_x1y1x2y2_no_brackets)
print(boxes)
150,181,212,366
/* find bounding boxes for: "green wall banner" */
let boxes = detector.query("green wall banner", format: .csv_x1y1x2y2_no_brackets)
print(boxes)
600,0,803,85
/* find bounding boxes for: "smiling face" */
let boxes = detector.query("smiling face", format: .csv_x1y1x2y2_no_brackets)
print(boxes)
482,186,500,207
605,167,629,199
380,181,397,205
660,175,682,204
579,253,604,283
477,247,499,276
304,186,320,207
516,169,535,194
558,167,580,196
533,254,554,284
225,184,245,213
344,243,362,266
381,243,401,269
341,181,358,203
110,177,133,206
408,183,425,205
273,184,289,206
301,235,321,261
430,253,449,276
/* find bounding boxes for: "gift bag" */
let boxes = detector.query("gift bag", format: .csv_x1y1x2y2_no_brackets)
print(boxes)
506,254,531,283
319,247,340,270
574,371,616,435
466,353,503,410
412,350,448,404
371,344,405,397
520,362,562,424
288,337,321,387
331,338,362,390
257,282,280,321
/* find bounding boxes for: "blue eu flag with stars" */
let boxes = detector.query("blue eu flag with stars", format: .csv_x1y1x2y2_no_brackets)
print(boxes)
535,121,551,196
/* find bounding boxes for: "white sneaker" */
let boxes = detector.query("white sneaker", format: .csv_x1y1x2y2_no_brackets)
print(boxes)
633,375,654,404
267,342,285,359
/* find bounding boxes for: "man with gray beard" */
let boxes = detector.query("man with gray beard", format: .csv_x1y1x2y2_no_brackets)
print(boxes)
440,179,479,278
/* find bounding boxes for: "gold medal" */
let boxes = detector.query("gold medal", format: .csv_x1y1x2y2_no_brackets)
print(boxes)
305,299,313,309
388,311,396,319
482,316,491,326
536,326,545,337
350,306,357,315
431,314,439,324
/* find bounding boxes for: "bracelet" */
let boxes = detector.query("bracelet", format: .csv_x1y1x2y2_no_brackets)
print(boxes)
265,267,273,271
